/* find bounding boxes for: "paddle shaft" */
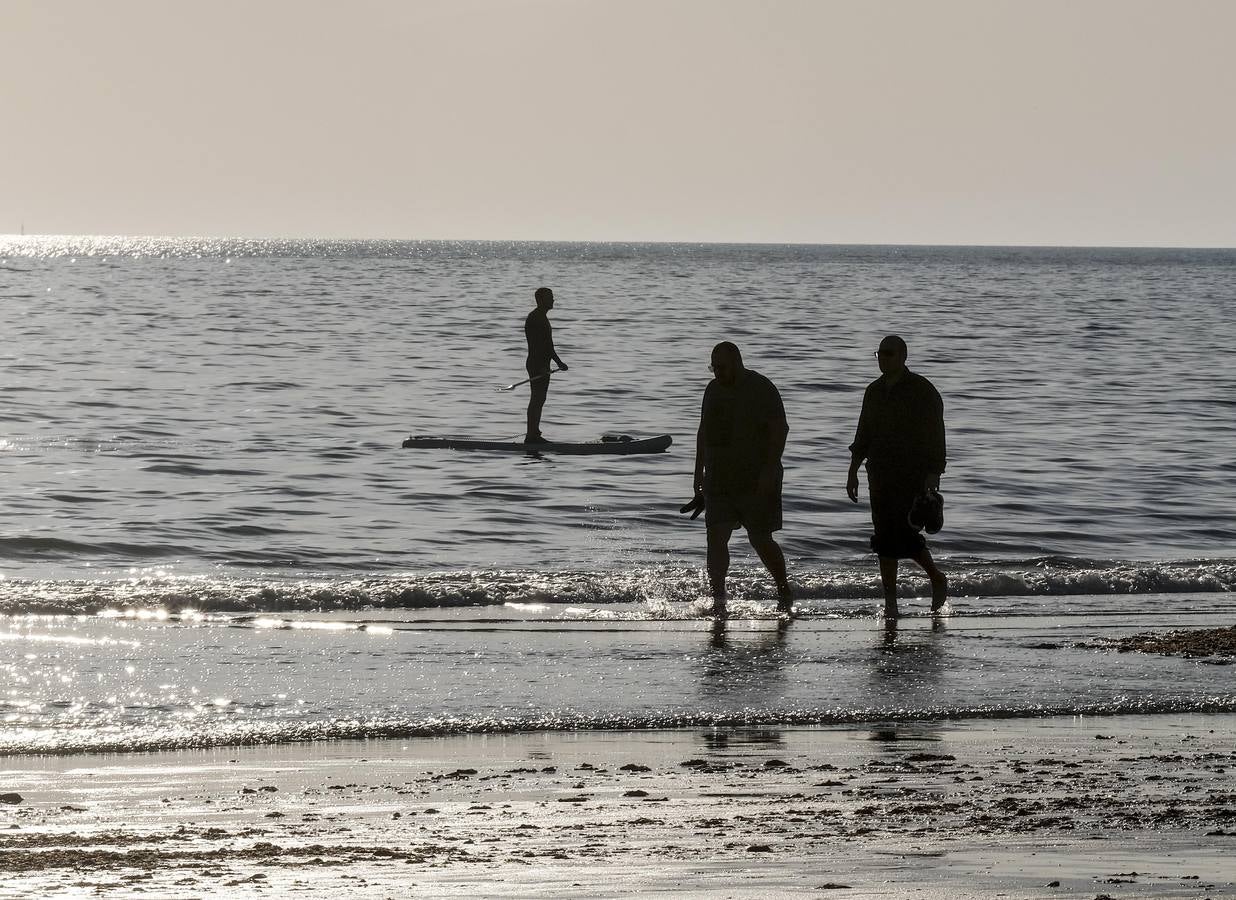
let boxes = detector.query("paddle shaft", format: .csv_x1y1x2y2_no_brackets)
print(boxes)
499,367,561,391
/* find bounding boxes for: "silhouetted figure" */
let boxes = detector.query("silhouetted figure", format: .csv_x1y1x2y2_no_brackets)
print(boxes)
847,335,948,617
692,342,792,616
524,287,567,444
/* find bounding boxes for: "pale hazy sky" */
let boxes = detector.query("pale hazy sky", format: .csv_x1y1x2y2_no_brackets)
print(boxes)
4,0,1234,245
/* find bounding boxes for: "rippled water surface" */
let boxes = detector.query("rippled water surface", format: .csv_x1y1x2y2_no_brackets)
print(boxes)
2,237,1234,752
4,237,1235,577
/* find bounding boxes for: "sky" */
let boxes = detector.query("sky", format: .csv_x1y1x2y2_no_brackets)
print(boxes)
3,0,1234,246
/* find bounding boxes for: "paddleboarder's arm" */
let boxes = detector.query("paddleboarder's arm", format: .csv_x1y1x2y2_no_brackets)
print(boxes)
546,317,566,371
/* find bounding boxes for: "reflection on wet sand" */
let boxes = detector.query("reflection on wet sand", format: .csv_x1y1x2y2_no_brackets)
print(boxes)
695,618,793,753
697,618,792,702
869,617,948,747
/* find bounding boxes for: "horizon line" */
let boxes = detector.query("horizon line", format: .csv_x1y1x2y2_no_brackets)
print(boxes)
1,233,1234,252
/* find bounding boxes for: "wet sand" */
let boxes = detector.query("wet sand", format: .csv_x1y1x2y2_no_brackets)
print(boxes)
1098,625,1236,660
2,715,1234,898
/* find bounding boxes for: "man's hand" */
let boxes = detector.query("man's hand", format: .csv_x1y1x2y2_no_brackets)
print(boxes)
556,360,569,372
693,473,705,496
679,493,705,520
846,471,860,503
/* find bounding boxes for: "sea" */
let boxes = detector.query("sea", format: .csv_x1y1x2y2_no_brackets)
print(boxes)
2,236,1234,755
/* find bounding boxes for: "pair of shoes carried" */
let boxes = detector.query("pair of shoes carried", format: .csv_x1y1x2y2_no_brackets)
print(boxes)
908,488,945,534
523,434,550,445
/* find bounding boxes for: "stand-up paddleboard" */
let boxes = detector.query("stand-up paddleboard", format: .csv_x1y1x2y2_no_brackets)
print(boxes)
401,433,672,455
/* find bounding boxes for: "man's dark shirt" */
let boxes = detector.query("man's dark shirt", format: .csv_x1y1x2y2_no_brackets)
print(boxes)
849,369,946,484
701,370,786,494
525,309,554,371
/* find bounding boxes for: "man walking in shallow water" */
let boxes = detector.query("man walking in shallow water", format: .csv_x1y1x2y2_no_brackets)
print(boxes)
847,334,948,617
524,287,567,444
693,342,792,617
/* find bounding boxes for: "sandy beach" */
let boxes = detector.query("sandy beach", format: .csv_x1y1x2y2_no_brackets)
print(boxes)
2,713,1234,898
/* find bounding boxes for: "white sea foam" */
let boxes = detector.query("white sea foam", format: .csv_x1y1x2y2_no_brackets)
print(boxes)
0,560,1231,618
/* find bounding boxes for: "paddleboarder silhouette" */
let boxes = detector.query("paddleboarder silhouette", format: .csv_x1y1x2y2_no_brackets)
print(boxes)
524,287,568,444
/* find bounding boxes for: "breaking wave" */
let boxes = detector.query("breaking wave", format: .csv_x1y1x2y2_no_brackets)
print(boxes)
0,557,1232,617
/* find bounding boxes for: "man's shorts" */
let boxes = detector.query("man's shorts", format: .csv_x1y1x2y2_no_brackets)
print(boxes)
705,482,783,535
868,479,927,559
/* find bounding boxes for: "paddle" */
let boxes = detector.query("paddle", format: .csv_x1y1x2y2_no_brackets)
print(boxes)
497,367,562,392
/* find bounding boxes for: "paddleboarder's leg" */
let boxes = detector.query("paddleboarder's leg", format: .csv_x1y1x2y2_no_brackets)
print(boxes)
525,371,550,442
913,547,948,612
878,556,899,618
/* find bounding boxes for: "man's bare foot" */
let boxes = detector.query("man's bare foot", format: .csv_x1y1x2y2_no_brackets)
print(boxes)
776,584,794,616
709,596,728,619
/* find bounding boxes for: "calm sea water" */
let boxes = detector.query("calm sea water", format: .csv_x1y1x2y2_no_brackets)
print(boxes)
2,237,1233,753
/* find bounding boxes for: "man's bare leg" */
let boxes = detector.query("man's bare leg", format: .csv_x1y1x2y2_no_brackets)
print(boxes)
913,548,948,612
748,531,792,612
706,525,733,615
525,377,549,441
878,556,899,618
